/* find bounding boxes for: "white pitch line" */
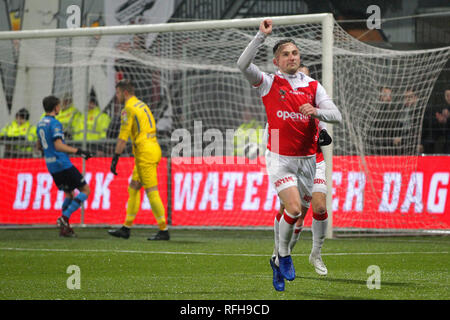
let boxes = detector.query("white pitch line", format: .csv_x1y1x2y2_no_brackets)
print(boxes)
0,247,447,257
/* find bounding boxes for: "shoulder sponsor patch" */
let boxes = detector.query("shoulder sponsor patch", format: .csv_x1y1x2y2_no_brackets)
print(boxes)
121,110,128,124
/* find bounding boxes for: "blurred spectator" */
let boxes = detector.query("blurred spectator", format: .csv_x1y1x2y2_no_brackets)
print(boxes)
392,89,423,154
72,97,111,141
379,86,392,104
433,88,450,153
368,86,394,155
0,108,37,157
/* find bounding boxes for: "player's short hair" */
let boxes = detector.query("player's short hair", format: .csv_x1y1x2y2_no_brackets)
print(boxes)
116,79,135,94
273,39,298,56
16,108,29,120
43,95,61,113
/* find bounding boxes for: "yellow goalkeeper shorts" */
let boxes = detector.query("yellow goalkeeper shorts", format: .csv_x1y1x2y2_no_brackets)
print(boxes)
131,142,162,189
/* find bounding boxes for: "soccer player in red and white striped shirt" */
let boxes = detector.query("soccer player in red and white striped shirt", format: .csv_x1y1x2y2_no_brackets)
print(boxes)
265,120,331,281
237,19,341,291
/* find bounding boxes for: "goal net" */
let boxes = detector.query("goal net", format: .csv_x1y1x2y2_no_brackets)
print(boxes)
0,14,448,234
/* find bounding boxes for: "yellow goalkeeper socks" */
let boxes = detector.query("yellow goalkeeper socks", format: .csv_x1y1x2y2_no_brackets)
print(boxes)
147,190,167,231
123,187,141,228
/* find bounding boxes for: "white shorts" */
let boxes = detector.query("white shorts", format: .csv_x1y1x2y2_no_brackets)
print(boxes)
265,150,316,208
312,160,327,194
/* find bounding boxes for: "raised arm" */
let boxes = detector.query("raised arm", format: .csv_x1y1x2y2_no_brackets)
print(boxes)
237,19,272,86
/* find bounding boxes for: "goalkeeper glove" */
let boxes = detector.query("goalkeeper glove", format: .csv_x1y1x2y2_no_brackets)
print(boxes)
75,148,93,160
318,129,332,146
110,153,120,175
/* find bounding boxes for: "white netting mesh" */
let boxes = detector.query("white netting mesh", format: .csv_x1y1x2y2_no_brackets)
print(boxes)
0,16,448,230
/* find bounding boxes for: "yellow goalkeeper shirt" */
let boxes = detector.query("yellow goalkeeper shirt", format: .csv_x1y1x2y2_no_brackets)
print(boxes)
118,96,158,150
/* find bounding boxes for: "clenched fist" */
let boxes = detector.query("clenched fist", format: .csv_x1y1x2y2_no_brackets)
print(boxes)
299,103,317,117
260,19,272,36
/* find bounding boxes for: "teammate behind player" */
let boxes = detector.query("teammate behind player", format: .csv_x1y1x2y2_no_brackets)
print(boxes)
108,80,169,240
36,95,92,237
288,123,331,276
237,19,341,290
298,64,310,76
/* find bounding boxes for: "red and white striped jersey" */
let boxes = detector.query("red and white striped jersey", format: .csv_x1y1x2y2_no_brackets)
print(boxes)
257,71,330,156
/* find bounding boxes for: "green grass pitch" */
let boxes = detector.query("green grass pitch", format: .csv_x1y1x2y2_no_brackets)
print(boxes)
0,228,448,300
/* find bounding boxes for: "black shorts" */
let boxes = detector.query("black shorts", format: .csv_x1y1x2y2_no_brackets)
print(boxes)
51,166,87,192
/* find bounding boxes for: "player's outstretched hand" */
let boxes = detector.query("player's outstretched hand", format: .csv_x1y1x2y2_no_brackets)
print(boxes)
110,154,120,175
76,148,93,160
260,19,272,36
318,129,332,146
299,103,317,117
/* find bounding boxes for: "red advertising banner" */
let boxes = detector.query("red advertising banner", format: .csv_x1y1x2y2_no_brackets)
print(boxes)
170,157,279,227
170,156,450,230
330,156,450,230
0,158,168,225
0,156,448,230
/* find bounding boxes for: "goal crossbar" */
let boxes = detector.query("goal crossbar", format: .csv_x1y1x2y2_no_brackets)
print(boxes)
0,14,333,40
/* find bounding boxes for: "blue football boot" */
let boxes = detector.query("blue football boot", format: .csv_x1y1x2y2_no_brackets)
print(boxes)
278,255,295,281
270,257,285,291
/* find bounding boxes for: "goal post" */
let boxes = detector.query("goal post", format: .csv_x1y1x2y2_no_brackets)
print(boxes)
321,14,334,239
0,13,449,235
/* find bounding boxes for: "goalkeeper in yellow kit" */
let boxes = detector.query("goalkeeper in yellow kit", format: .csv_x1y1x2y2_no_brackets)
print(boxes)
108,80,169,240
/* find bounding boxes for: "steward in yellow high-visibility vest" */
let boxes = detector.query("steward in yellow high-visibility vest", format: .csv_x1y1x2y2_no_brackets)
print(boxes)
72,98,111,141
0,108,37,153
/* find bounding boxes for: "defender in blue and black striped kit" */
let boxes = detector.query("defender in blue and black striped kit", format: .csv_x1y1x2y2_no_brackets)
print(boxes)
36,95,92,237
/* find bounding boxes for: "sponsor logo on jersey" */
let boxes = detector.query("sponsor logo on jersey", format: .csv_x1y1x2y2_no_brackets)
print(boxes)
289,90,304,95
121,110,128,124
276,110,310,121
290,89,314,104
